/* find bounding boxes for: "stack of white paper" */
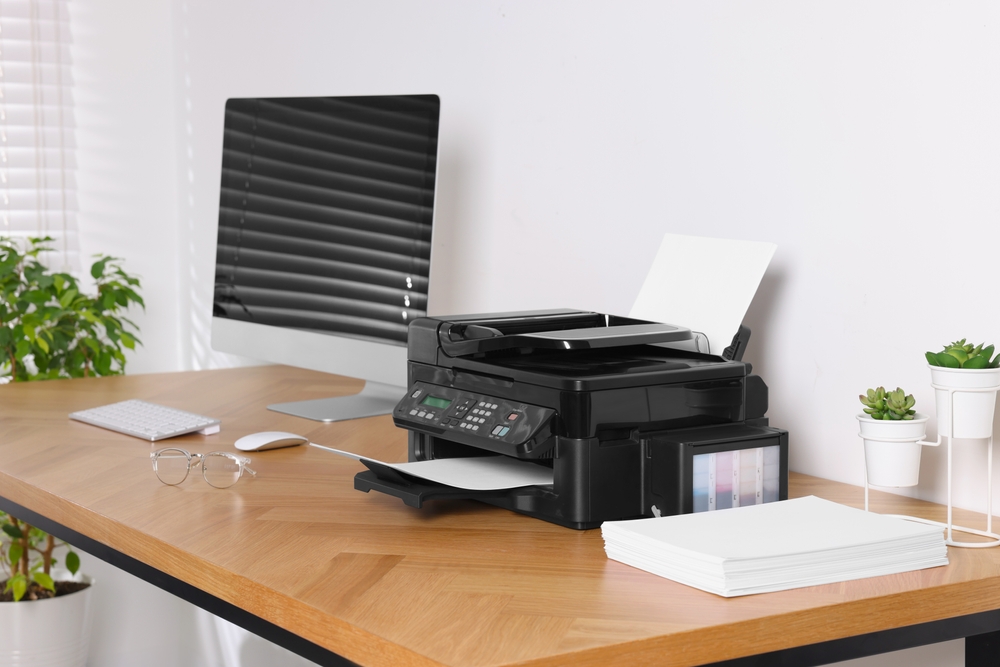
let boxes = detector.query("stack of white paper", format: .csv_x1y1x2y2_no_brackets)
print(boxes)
602,496,948,597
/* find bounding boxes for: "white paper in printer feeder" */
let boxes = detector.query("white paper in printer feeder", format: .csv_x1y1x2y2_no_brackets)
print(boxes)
630,233,776,356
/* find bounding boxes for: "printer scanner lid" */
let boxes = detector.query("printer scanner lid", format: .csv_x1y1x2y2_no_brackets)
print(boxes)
410,310,749,392
436,309,692,357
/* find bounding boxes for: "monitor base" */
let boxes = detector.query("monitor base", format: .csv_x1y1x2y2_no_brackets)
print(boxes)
267,381,406,422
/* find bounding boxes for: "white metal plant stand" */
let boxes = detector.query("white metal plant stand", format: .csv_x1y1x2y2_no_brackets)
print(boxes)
863,383,1000,548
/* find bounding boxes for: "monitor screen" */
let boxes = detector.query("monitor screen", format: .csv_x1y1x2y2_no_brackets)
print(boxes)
210,95,441,422
213,95,440,346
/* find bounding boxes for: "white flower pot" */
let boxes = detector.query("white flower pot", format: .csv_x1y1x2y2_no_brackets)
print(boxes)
858,413,929,487
0,573,94,667
930,365,1000,440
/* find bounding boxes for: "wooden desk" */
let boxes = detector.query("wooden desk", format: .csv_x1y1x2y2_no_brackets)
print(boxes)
2,366,1000,667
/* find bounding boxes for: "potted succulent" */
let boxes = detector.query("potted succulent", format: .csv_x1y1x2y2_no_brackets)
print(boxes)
0,512,93,666
857,387,929,487
0,236,142,666
925,340,1000,440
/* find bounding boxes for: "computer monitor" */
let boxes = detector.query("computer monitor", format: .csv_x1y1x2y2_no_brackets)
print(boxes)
211,95,441,422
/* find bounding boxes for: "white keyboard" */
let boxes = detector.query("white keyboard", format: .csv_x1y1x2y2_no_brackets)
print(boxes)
69,400,221,442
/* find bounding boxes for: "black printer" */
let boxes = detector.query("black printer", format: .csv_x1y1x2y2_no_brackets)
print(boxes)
355,309,788,529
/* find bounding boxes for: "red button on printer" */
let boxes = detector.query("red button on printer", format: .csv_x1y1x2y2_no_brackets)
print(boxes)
507,412,519,421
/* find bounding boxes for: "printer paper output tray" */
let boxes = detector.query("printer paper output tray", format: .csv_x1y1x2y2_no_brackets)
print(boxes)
354,459,534,508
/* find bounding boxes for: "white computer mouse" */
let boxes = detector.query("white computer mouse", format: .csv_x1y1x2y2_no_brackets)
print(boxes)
234,431,309,452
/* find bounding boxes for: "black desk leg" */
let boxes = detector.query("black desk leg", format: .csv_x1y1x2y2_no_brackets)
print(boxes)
967,629,1000,666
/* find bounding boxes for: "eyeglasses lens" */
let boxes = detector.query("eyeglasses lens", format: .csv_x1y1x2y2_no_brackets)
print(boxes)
153,449,190,485
203,453,242,488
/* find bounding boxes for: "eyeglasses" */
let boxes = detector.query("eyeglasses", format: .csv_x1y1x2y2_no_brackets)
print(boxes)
150,448,257,489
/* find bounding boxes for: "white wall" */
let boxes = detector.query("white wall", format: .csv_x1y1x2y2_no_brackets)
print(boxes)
70,2,1000,666
71,0,182,375
169,0,1000,513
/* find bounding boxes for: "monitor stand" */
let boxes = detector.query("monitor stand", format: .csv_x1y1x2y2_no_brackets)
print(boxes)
267,381,406,423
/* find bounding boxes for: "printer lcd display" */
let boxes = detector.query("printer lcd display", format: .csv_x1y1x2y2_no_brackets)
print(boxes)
420,395,452,410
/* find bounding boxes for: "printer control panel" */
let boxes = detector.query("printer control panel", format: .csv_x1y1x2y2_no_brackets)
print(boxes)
393,382,555,456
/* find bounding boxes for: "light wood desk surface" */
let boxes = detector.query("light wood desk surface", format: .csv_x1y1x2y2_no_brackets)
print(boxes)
2,366,1000,667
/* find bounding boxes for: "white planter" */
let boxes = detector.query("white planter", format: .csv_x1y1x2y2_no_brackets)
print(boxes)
0,573,94,667
930,365,1000,440
858,413,929,487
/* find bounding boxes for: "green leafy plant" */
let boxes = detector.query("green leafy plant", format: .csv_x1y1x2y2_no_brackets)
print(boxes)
1,512,81,601
859,386,916,420
0,236,143,382
925,339,1000,369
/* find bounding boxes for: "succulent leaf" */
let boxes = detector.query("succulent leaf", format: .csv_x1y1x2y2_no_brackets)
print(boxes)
945,348,969,364
964,355,989,369
935,352,961,368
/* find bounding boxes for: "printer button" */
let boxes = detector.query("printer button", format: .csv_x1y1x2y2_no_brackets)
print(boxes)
418,411,427,418
472,425,479,431
491,425,504,436
409,409,418,416
478,402,486,407
507,412,519,421
410,389,422,399
498,426,510,437
484,411,492,417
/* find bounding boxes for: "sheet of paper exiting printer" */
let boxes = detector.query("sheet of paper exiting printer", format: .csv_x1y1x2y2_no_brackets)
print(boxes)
630,233,776,356
310,443,554,491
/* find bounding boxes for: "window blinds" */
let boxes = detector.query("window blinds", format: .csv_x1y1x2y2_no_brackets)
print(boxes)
0,0,76,270
213,95,440,345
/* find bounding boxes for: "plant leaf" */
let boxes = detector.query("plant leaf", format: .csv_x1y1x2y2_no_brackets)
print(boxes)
65,550,80,575
33,571,55,592
936,352,961,368
2,523,24,539
8,541,23,565
90,256,110,280
964,355,989,369
58,288,77,309
10,573,27,601
946,348,969,364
